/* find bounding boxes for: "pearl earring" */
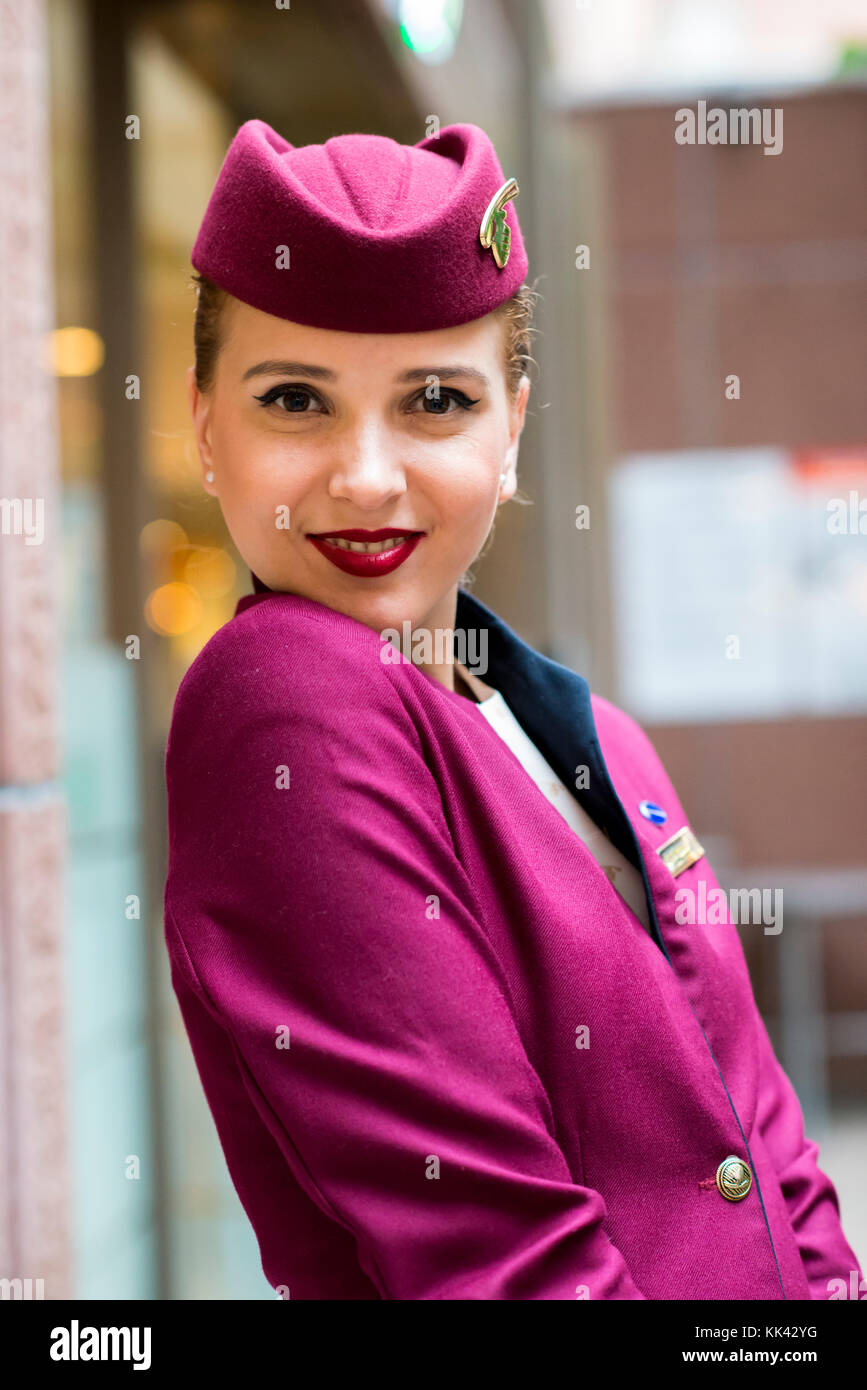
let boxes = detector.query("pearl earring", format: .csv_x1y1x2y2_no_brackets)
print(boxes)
205,470,215,484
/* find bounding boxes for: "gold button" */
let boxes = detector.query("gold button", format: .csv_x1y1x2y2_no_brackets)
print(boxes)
716,1155,752,1201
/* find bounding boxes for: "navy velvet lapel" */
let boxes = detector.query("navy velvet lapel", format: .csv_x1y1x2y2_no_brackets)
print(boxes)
455,586,670,961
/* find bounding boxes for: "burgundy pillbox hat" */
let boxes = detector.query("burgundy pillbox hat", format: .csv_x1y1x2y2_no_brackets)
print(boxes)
191,119,527,334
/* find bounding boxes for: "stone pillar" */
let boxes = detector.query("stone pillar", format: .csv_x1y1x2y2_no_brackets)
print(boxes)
0,0,71,1296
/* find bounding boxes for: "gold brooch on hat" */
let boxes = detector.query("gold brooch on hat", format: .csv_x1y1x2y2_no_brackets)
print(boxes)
479,178,519,269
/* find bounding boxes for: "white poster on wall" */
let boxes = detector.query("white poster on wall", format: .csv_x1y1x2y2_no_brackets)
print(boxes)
608,446,867,723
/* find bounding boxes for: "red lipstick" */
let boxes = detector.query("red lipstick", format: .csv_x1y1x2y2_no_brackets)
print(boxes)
306,527,425,578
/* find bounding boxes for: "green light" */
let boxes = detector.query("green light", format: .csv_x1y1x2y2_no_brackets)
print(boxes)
397,0,463,64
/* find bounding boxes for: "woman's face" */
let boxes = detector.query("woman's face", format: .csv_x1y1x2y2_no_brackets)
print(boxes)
188,296,530,637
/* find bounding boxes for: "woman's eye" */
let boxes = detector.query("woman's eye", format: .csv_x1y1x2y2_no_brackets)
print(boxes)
253,384,481,417
253,385,325,414
412,388,481,416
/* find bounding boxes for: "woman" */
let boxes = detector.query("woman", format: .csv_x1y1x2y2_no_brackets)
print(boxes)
164,119,862,1300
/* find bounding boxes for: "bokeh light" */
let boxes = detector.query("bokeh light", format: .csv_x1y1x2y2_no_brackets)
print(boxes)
180,545,237,599
48,326,105,377
145,581,203,636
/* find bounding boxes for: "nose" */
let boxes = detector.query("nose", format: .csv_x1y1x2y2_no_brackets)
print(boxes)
327,413,407,510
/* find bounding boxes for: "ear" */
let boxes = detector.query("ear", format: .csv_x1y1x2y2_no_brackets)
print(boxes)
187,364,217,495
499,374,530,501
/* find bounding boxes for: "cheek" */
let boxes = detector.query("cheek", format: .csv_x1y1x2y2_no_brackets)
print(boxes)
423,473,501,563
433,437,502,512
422,423,502,485
212,420,305,513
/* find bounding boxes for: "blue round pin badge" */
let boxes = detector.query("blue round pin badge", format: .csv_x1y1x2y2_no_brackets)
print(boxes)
639,799,667,825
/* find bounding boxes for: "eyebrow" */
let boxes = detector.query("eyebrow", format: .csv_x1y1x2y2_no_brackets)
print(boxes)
241,360,490,388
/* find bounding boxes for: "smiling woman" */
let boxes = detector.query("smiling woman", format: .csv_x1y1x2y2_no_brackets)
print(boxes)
164,118,863,1303
189,269,538,602
185,258,535,660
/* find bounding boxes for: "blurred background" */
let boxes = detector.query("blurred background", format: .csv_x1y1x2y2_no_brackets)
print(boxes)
1,0,865,1298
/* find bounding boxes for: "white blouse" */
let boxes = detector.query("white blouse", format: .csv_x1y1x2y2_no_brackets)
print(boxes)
464,677,650,934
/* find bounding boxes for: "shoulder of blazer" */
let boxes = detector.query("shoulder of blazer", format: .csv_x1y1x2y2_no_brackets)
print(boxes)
173,592,393,707
588,690,685,825
165,591,421,776
590,690,663,766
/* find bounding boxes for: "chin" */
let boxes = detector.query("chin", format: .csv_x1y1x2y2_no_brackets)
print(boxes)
327,584,439,635
330,589,419,630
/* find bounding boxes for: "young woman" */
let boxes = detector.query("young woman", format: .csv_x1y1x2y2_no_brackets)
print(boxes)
163,119,862,1300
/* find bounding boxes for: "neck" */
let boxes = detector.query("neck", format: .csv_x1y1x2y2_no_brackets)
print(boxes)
411,583,461,693
454,661,496,703
410,584,495,702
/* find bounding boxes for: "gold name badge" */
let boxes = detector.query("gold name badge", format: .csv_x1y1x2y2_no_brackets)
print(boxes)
656,825,705,877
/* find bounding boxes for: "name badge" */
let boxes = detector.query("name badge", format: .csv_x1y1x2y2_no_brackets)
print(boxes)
656,825,705,877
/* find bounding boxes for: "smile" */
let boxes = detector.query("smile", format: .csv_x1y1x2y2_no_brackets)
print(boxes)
306,528,425,578
321,535,411,553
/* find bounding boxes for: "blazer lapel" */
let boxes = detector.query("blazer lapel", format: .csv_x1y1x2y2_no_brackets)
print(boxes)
455,586,672,963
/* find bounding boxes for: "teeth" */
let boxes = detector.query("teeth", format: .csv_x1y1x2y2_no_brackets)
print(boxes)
321,535,413,553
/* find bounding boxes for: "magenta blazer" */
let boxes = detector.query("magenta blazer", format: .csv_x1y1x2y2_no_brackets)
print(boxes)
163,586,863,1299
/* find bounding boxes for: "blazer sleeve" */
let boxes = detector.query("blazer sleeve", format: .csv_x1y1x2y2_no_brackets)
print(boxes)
752,1010,864,1300
164,617,647,1301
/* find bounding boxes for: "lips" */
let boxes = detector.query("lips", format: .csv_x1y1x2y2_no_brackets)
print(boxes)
307,527,425,578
